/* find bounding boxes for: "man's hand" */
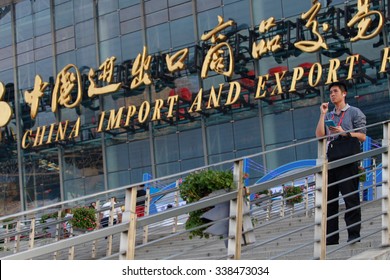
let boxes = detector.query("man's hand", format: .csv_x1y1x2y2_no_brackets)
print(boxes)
328,125,344,135
320,102,329,114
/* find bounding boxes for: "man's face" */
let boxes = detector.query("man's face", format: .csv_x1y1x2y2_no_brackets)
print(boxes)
329,85,345,104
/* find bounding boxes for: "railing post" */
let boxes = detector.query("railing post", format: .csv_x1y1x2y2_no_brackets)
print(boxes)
142,188,150,244
382,122,390,246
119,186,138,260
173,181,180,233
14,220,21,254
228,160,244,260
314,138,328,260
28,217,36,250
227,160,256,260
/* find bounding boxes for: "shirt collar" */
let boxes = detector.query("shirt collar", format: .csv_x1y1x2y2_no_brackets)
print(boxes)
332,103,350,114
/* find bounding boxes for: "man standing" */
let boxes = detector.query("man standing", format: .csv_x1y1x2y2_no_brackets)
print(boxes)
100,197,122,228
315,81,366,245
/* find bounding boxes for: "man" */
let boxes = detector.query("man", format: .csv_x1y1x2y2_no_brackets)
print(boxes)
315,81,366,245
100,197,122,228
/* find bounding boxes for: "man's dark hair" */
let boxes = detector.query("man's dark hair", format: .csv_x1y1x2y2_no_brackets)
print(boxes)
328,81,347,92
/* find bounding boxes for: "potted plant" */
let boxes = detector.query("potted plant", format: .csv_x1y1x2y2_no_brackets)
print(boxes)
70,207,97,231
179,169,233,239
283,185,304,205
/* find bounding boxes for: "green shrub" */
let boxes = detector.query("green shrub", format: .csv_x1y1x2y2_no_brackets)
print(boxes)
179,169,233,239
70,207,97,230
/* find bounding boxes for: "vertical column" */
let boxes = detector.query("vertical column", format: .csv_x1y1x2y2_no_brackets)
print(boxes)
382,122,390,246
119,186,138,260
313,138,328,259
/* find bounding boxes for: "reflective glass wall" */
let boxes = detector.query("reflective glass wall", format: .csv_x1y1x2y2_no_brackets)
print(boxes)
0,0,389,215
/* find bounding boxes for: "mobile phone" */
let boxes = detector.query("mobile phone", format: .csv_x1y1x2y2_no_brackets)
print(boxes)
325,119,336,127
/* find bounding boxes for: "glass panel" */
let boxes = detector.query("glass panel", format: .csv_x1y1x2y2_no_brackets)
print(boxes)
129,140,151,168
76,20,95,48
106,143,130,172
74,0,94,23
120,4,141,22
24,151,60,209
108,171,131,188
99,37,121,62
16,16,33,43
33,0,51,12
145,9,169,27
54,2,74,30
18,63,35,89
145,0,168,14
265,143,295,171
263,110,294,145
233,117,261,150
15,1,32,19
0,21,12,48
121,31,143,61
196,0,222,13
146,23,170,54
35,33,52,48
85,174,104,195
169,2,192,20
119,0,141,9
207,122,234,155
281,0,311,18
180,157,205,171
155,133,180,164
156,161,180,178
178,129,203,159
97,0,119,16
170,16,195,48
34,8,51,36
169,0,191,6
197,8,222,39
98,12,120,41
120,18,142,35
76,45,97,69
35,57,53,81
223,0,250,26
293,106,320,140
252,0,282,24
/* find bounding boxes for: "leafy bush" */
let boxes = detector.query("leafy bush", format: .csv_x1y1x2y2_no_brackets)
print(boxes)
179,169,233,239
70,207,97,230
283,185,304,205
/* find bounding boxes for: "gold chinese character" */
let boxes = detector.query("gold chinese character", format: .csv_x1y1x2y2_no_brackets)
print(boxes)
131,46,152,90
201,16,235,79
294,1,329,53
24,75,49,119
166,48,189,72
252,17,282,59
51,64,82,113
88,56,121,97
0,82,13,127
347,0,384,42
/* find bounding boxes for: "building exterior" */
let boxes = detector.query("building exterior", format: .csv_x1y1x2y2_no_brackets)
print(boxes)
0,0,389,215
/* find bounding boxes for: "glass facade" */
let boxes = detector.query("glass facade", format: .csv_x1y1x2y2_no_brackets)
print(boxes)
0,0,389,215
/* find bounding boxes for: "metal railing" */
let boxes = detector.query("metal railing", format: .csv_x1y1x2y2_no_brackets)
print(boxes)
1,121,389,260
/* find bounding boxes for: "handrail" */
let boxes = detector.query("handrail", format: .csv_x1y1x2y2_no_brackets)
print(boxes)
1,121,389,260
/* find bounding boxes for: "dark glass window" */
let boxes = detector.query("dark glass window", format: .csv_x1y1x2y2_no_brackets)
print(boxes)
233,118,261,150
129,140,152,169
170,16,195,48
55,2,74,29
178,129,203,160
207,122,234,155
106,143,130,172
155,133,180,164
76,20,95,48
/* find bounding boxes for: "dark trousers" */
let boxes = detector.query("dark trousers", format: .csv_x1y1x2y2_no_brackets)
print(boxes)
327,163,361,244
101,217,117,228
